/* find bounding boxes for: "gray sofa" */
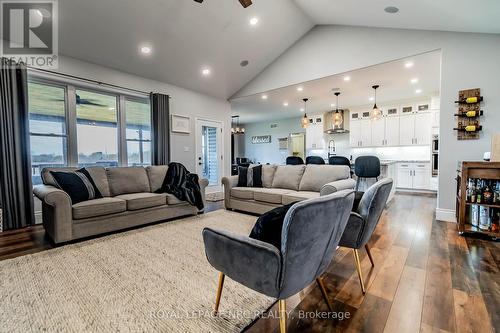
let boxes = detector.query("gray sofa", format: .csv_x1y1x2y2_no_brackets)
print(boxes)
222,164,355,215
33,166,208,244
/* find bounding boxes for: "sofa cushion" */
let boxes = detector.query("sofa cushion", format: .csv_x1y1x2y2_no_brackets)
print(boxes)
107,167,151,196
166,193,186,205
282,191,320,205
72,198,126,220
262,165,277,188
231,187,256,200
271,165,306,190
42,167,78,187
115,192,167,211
299,165,350,192
253,188,295,204
146,165,168,193
86,166,111,197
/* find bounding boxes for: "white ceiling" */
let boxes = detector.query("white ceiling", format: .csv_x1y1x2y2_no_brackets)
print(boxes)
294,0,500,34
57,0,312,99
55,1,498,100
230,51,441,123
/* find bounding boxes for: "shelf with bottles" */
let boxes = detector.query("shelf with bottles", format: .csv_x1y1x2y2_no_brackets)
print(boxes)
462,177,500,238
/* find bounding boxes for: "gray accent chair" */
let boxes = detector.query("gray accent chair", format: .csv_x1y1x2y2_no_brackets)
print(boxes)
203,190,355,333
339,178,393,294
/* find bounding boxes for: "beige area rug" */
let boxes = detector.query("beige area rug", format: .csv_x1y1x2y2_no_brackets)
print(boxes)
0,211,274,333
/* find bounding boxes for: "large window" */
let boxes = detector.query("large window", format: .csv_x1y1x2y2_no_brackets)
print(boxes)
28,82,68,185
76,89,119,167
28,79,152,184
125,98,151,166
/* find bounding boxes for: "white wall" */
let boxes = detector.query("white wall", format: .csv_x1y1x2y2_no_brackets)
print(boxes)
51,56,232,177
234,25,500,215
243,117,305,165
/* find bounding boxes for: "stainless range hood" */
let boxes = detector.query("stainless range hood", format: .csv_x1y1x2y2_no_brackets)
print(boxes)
323,110,350,134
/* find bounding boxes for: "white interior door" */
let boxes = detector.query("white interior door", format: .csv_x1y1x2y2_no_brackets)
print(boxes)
195,119,223,193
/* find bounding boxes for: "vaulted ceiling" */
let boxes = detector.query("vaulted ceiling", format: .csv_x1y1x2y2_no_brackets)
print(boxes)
57,0,500,100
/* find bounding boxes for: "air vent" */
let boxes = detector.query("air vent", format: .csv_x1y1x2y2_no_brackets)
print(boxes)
270,123,278,129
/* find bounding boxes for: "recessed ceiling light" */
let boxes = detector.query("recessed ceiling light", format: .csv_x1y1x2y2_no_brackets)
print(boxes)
261,95,268,100
297,86,304,92
415,89,422,94
249,17,259,26
411,78,419,84
384,6,399,14
140,45,152,55
330,103,336,107
283,102,289,107
405,61,414,68
369,97,375,101
343,76,351,82
300,108,305,112
201,68,211,76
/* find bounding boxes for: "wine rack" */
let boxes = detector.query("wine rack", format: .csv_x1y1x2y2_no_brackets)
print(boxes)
454,88,483,140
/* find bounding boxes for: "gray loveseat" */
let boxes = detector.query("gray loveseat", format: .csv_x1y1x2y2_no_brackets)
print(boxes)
222,164,355,215
33,166,208,244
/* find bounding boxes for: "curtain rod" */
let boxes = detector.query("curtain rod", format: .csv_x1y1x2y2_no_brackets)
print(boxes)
28,67,171,98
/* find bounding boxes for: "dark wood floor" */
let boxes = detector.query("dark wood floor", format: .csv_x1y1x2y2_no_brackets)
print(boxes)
1,195,498,333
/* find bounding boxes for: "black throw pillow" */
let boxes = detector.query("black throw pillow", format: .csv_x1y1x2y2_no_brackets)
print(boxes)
237,166,248,187
50,168,103,204
252,165,263,188
249,202,298,249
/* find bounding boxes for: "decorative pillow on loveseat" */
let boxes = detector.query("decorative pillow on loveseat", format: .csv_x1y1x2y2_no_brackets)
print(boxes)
237,165,263,188
50,168,103,204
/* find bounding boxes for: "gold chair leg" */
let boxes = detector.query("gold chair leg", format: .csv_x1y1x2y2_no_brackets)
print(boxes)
316,277,333,312
365,244,375,267
214,272,225,314
353,249,366,294
279,299,287,333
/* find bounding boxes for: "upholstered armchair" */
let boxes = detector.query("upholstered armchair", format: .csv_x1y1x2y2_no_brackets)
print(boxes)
203,190,355,333
339,178,393,294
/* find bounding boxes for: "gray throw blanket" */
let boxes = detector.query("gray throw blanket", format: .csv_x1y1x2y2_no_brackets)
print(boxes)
156,162,204,210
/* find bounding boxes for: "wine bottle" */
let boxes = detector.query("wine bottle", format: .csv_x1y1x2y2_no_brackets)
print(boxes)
453,125,483,132
453,110,483,117
454,96,483,104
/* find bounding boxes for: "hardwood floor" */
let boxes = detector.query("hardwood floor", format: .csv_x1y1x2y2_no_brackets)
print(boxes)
0,195,498,333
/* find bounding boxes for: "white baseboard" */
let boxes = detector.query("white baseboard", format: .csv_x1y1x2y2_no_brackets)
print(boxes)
436,208,456,223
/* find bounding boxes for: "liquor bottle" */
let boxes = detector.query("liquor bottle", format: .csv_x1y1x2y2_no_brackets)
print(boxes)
479,206,491,231
491,211,499,233
453,110,484,117
466,179,473,202
494,181,500,204
453,125,483,132
476,179,483,204
484,182,493,204
470,179,477,203
454,96,483,104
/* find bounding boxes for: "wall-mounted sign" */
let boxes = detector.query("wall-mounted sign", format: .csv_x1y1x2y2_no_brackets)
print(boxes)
251,135,271,144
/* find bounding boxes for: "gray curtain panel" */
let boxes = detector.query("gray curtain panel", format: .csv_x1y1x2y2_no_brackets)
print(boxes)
0,58,35,230
150,93,171,166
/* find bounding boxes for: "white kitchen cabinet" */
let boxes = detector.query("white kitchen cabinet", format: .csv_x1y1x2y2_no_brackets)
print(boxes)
399,115,415,146
397,162,431,190
371,118,385,146
306,115,325,149
414,113,432,145
385,116,400,146
399,112,431,146
359,119,372,147
350,120,361,147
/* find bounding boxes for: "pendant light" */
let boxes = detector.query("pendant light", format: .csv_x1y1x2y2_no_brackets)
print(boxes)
231,115,245,134
332,92,343,127
370,85,383,120
301,98,309,129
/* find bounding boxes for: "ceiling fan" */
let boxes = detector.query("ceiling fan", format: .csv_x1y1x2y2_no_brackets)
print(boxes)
193,0,253,8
